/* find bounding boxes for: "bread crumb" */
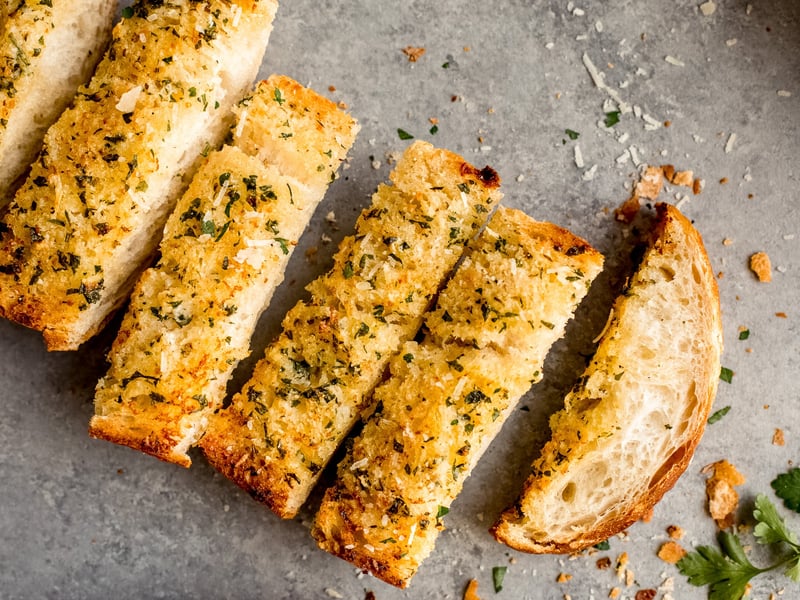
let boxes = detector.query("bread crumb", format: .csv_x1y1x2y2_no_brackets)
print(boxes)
719,177,729,184
723,238,733,246
773,429,785,446
609,587,621,599
665,527,683,543
635,590,657,600
702,460,746,528
402,46,426,62
775,312,787,318
463,579,480,600
672,170,694,187
597,557,612,570
615,196,641,224
658,541,687,564
749,251,772,282
641,507,654,522
636,166,665,200
557,573,573,583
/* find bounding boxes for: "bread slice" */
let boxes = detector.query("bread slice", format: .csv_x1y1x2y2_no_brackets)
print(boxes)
0,0,279,350
491,203,723,553
312,207,604,588
88,76,358,467
200,140,502,518
0,0,115,204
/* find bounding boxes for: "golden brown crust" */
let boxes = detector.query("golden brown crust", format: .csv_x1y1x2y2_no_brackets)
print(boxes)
200,141,503,519
312,207,604,586
492,203,722,554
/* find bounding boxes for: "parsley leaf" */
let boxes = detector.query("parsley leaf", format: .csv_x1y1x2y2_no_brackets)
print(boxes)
707,405,731,424
604,111,621,127
720,366,734,383
397,128,414,140
772,469,800,514
492,566,507,592
678,495,800,597
738,328,750,340
565,128,580,140
677,532,761,600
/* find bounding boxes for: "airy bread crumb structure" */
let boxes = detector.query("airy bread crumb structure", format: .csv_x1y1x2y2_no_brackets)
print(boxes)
0,0,115,204
200,140,502,518
492,203,723,553
0,0,279,350
89,76,358,467
312,206,604,588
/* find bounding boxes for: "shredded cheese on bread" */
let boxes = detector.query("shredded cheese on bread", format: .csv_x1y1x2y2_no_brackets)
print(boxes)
312,207,604,588
200,140,502,518
0,0,279,350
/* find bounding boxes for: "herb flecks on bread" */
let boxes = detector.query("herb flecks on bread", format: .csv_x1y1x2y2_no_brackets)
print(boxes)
312,207,604,588
200,140,502,518
89,76,358,466
492,203,723,554
0,0,279,350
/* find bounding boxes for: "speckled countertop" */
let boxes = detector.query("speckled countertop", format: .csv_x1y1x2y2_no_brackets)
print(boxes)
1,1,798,599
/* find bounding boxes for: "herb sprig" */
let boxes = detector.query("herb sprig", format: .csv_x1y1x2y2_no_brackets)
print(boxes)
677,495,800,599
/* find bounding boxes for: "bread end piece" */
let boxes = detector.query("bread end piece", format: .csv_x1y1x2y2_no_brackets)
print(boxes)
492,203,722,553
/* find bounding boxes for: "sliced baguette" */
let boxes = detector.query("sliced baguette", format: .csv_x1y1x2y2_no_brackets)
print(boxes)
0,0,115,204
312,207,604,588
89,76,358,467
200,140,502,518
0,0,279,350
491,203,723,553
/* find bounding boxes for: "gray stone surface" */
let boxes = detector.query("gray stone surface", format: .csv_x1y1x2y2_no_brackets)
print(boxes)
1,1,798,598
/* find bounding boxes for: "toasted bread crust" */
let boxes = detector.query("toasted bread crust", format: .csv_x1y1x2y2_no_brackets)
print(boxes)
492,203,723,553
312,207,604,587
89,77,359,466
200,141,502,518
0,0,279,350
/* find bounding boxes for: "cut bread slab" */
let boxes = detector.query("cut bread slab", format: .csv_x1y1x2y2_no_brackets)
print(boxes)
0,0,115,205
492,203,723,554
0,0,279,350
200,140,502,518
312,207,604,588
89,76,358,467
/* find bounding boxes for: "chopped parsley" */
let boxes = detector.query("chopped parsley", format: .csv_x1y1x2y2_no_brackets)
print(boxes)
565,128,580,140
397,128,414,140
604,111,621,127
720,366,734,384
492,566,508,592
707,405,731,424
738,329,750,340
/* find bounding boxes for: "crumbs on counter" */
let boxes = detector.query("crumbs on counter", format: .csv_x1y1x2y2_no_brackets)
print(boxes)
402,46,426,62
557,572,573,583
666,524,684,539
773,428,785,446
749,251,772,282
657,541,687,564
463,578,480,600
702,460,746,529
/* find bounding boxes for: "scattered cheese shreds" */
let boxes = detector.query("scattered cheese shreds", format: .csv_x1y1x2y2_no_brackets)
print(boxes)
582,53,632,113
777,90,792,97
725,132,737,153
665,55,685,67
749,251,772,282
699,1,717,16
574,144,585,168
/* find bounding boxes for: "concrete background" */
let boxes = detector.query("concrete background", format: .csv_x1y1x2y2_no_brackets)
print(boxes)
1,0,798,598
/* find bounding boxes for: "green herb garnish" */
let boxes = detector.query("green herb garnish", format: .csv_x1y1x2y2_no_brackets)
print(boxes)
720,366,734,383
565,128,580,140
678,495,800,599
773,468,800,513
707,405,731,424
492,566,507,592
397,128,414,140
593,540,611,551
738,329,750,340
604,111,621,127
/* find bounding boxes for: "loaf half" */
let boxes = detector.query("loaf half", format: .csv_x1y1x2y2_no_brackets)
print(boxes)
312,207,604,588
0,0,279,350
0,0,115,204
492,203,722,553
200,140,502,518
89,76,358,467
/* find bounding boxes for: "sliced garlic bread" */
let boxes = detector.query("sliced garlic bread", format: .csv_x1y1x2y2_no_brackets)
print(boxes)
0,0,279,350
0,0,115,204
89,76,358,467
200,140,502,518
312,207,603,588
492,203,722,553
